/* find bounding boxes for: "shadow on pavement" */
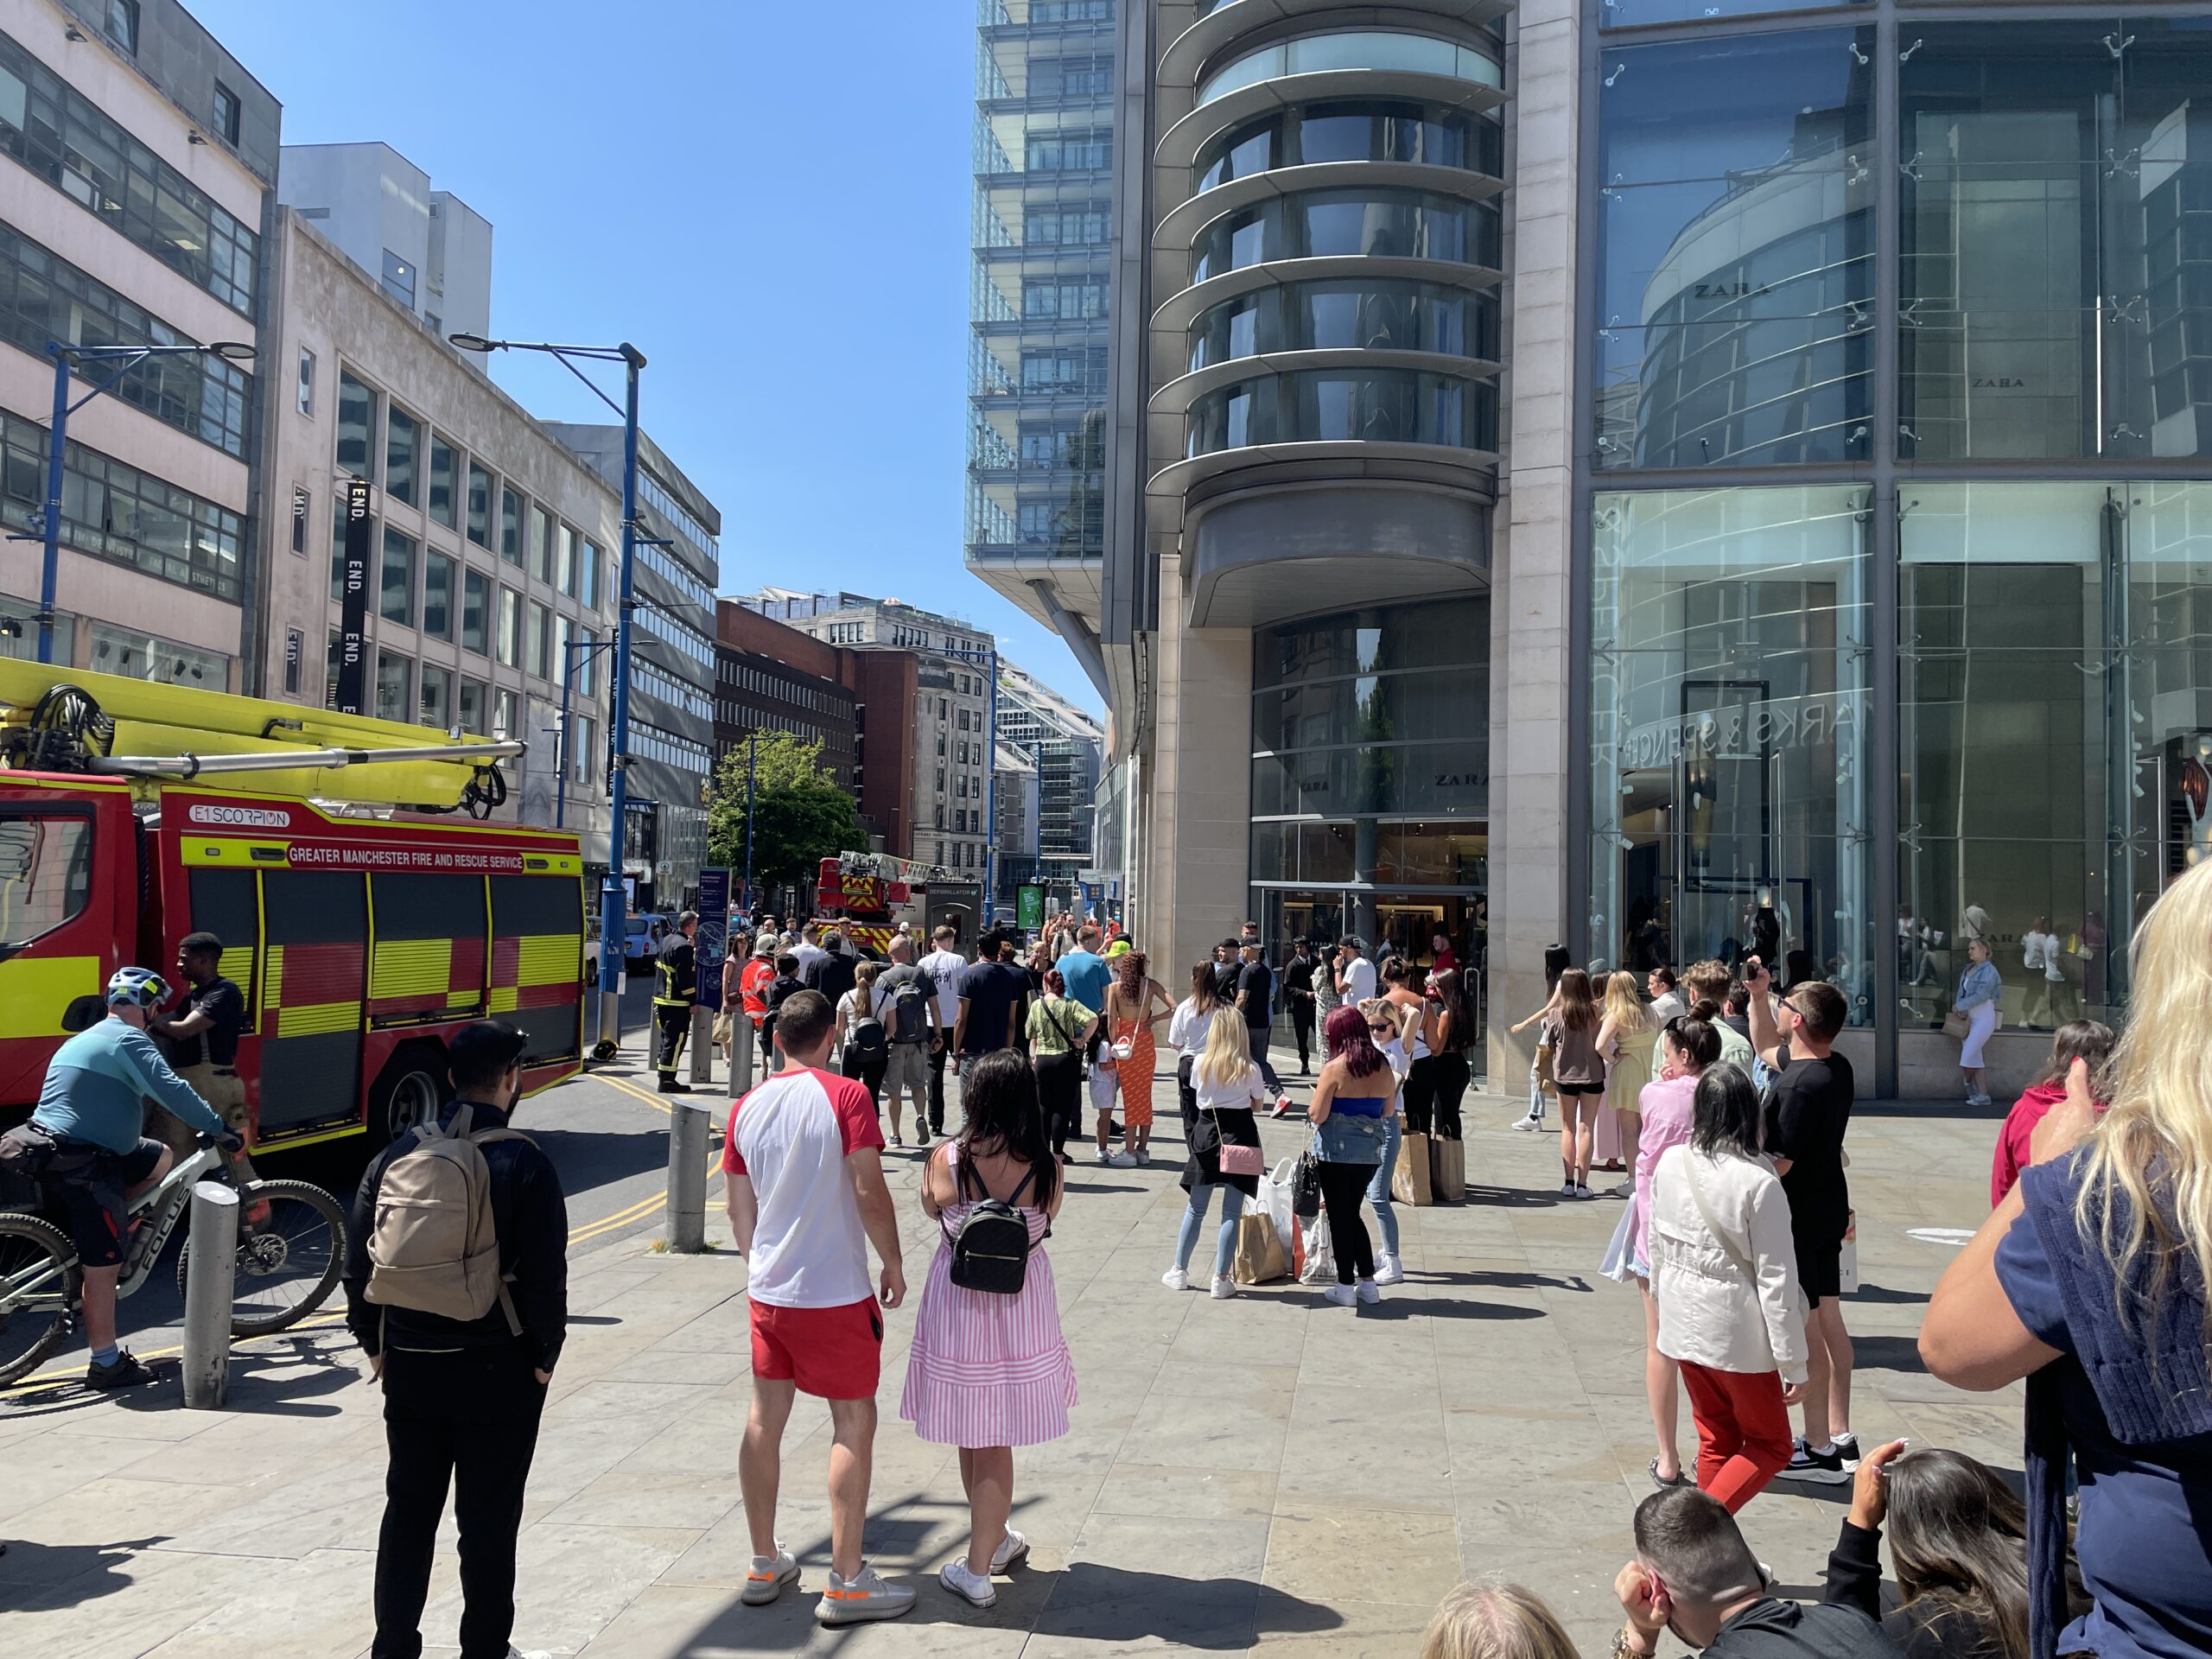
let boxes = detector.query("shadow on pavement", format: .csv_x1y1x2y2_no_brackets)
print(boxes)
1,1338,357,1421
0,1535,168,1605
1847,1281,1929,1306
1850,1333,1929,1375
526,1124,675,1191
1345,1296,1548,1322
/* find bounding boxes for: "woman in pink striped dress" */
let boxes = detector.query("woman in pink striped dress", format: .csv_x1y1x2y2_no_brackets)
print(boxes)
901,1049,1077,1610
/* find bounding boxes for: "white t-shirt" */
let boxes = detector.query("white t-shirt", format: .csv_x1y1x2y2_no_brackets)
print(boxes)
1193,1059,1264,1115
723,1065,886,1309
1167,996,1220,1058
1339,955,1376,1008
1649,989,1688,1024
919,948,966,1023
793,941,828,976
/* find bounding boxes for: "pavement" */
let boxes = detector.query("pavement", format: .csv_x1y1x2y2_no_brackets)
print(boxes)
0,1043,2018,1659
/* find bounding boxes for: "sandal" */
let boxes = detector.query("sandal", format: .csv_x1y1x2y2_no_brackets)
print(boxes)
1649,1457,1694,1489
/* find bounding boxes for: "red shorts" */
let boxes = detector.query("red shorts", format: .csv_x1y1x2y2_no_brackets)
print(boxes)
749,1297,883,1399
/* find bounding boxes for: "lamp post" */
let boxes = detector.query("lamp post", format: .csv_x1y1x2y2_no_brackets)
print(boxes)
24,340,255,664
555,635,618,830
452,334,644,1052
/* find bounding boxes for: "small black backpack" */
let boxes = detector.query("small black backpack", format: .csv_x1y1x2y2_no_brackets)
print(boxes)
944,1158,1038,1295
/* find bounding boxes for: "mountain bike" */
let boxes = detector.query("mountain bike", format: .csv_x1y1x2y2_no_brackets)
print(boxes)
0,1136,347,1387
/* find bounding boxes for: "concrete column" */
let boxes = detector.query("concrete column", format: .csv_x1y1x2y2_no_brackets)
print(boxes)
1486,0,1580,1075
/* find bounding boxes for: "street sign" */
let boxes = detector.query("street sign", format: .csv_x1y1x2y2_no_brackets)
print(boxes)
696,868,731,977
1017,883,1044,931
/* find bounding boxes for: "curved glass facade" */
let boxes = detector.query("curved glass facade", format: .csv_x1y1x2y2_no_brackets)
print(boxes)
1195,99,1503,192
1191,188,1501,283
1185,369,1497,456
1188,279,1500,372
1249,599,1491,968
1198,32,1503,106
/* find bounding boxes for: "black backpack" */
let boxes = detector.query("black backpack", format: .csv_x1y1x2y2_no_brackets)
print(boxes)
884,969,932,1044
944,1159,1038,1295
848,1001,887,1060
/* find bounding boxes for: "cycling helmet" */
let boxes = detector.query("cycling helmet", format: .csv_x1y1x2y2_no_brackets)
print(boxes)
106,966,170,1008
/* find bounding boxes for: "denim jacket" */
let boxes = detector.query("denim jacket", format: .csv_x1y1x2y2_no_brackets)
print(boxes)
1312,1110,1387,1166
1956,959,2002,1012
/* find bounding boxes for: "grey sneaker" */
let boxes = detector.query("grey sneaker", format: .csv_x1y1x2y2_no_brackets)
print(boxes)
742,1547,799,1605
817,1562,917,1625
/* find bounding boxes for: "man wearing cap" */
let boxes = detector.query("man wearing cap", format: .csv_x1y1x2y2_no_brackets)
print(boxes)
344,1020,569,1659
654,910,701,1094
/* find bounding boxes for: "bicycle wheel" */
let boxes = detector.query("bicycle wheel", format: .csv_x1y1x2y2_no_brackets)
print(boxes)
176,1179,348,1338
0,1211,81,1386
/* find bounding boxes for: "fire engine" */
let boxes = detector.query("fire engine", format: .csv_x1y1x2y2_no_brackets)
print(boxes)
0,662,586,1153
815,852,982,955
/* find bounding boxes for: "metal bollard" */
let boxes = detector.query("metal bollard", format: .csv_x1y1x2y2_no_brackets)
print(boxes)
667,1102,708,1254
182,1181,238,1409
690,1002,714,1084
729,1012,754,1099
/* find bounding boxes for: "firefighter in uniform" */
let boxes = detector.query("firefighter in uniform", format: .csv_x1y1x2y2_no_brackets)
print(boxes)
653,909,700,1094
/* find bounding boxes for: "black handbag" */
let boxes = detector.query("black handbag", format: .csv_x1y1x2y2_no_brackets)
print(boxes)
1291,1152,1324,1219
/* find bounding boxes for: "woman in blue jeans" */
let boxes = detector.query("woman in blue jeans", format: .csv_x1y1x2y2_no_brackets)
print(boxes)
1361,1000,1412,1287
1309,1006,1399,1306
1162,1014,1267,1298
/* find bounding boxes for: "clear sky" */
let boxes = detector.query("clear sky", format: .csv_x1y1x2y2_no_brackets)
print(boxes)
189,0,1103,715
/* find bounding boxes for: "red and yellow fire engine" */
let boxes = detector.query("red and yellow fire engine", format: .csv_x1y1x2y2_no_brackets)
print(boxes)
0,663,586,1152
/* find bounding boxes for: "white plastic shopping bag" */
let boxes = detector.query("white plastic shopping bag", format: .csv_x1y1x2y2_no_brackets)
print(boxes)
1256,1156,1300,1253
1299,1213,1336,1286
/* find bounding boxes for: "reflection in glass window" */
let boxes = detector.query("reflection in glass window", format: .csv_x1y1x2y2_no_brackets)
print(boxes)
1600,0,1859,30
500,487,522,564
0,813,92,950
379,528,416,626
336,371,377,479
1586,486,1872,1019
1197,101,1498,192
1594,29,1874,470
1198,32,1502,106
461,567,487,654
458,677,486,737
1189,280,1498,370
466,462,491,546
423,552,453,640
385,407,419,506
496,587,519,667
375,651,410,723
418,664,450,731
427,435,457,528
1185,370,1496,455
1192,189,1500,283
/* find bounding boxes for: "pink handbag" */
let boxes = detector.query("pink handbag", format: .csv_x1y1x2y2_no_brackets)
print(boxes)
1210,1108,1266,1177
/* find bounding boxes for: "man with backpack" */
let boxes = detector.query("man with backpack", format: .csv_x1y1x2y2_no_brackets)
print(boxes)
343,1020,569,1659
724,990,914,1625
874,934,942,1147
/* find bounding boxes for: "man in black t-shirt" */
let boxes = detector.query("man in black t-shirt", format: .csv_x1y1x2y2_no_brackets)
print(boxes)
149,930,250,1164
1745,963,1859,1484
1211,940,1242,1000
1235,940,1287,1104
1281,942,1318,1073
953,931,1023,1065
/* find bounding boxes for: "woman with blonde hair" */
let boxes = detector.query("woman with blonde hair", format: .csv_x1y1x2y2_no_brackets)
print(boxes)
1924,856,2212,1659
1162,1007,1266,1299
1595,969,1657,1192
1418,1580,1580,1659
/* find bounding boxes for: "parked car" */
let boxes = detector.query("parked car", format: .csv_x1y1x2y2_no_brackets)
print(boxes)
625,912,674,967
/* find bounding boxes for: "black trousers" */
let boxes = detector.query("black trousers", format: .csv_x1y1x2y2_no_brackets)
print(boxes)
1289,1001,1316,1069
927,1040,950,1134
654,1001,691,1079
374,1344,548,1659
1035,1051,1082,1154
1316,1161,1376,1285
1402,1054,1439,1135
1431,1051,1471,1140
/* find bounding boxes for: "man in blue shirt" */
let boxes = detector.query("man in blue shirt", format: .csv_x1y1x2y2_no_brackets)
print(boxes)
29,966,233,1389
1054,924,1111,1019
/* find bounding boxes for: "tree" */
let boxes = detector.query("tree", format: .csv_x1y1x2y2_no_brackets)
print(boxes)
705,730,864,896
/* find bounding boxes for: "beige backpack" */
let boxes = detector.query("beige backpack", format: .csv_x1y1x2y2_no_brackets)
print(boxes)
364,1102,528,1333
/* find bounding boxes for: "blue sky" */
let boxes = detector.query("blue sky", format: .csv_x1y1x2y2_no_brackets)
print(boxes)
191,0,1102,714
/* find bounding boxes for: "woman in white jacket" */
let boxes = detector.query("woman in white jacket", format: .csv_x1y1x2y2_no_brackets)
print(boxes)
1649,1061,1808,1513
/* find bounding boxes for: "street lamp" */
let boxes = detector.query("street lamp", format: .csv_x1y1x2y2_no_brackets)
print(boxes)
25,340,255,664
453,332,645,1052
554,635,618,830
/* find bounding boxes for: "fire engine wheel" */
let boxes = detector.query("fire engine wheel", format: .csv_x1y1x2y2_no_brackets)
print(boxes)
175,1179,348,1338
371,1058,446,1146
0,1211,80,1387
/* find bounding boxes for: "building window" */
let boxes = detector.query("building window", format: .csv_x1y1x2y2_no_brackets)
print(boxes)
422,552,454,641
290,486,308,555
419,664,450,731
499,487,522,564
213,79,239,145
527,601,550,678
576,629,596,696
556,524,576,595
296,347,315,416
375,651,410,723
528,505,550,582
327,496,350,601
335,371,378,480
573,715,596,785
427,435,457,528
105,0,138,53
379,529,416,626
461,568,488,654
466,463,492,547
496,588,519,667
283,628,302,696
381,250,416,309
458,677,486,736
581,540,600,608
385,407,419,505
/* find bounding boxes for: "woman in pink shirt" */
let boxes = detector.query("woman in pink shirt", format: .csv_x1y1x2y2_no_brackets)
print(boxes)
1602,1012,1723,1487
1990,1019,2113,1206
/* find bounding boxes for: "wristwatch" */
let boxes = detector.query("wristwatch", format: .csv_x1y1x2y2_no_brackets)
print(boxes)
1611,1629,1658,1659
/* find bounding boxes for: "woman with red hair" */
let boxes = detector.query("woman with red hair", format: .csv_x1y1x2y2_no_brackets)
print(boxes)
1307,1005,1401,1306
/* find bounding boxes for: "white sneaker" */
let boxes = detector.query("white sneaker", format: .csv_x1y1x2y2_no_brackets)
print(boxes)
1575,1184,1595,1200
1357,1278,1381,1305
504,1649,553,1659
938,1559,997,1608
1374,1255,1405,1287
1134,1148,1150,1166
1324,1283,1357,1306
1558,1181,1578,1198
1209,1274,1237,1300
741,1546,800,1605
1511,1113,1545,1132
817,1562,917,1625
889,1132,905,1147
1161,1266,1189,1292
1096,1148,1116,1165
990,1528,1030,1573
1273,1096,1294,1118
1103,1150,1136,1168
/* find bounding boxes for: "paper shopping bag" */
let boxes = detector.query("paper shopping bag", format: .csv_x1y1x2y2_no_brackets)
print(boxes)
1232,1212,1289,1284
1429,1135,1466,1202
1392,1130,1433,1206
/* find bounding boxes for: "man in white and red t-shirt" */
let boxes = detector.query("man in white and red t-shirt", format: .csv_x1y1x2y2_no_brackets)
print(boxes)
723,988,914,1626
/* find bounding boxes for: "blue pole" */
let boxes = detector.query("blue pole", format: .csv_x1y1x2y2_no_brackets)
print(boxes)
742,732,757,911
596,345,645,1050
39,346,68,665
556,642,575,830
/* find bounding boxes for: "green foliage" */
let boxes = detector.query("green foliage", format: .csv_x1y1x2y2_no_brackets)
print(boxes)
705,731,863,893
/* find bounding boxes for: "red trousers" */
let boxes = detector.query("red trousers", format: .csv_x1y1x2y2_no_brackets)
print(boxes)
1678,1361,1793,1512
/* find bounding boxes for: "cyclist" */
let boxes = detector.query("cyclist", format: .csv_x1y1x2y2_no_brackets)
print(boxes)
29,966,238,1389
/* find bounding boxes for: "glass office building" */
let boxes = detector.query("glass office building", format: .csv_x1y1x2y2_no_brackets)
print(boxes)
1580,10,2212,1091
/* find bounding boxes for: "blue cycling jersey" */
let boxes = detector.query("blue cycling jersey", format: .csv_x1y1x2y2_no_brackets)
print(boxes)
30,1017,225,1154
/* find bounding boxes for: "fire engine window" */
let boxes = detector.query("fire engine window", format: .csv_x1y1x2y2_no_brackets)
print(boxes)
0,811,92,949
187,867,257,1013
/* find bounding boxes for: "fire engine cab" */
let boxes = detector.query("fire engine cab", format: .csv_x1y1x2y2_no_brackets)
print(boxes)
0,662,585,1153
